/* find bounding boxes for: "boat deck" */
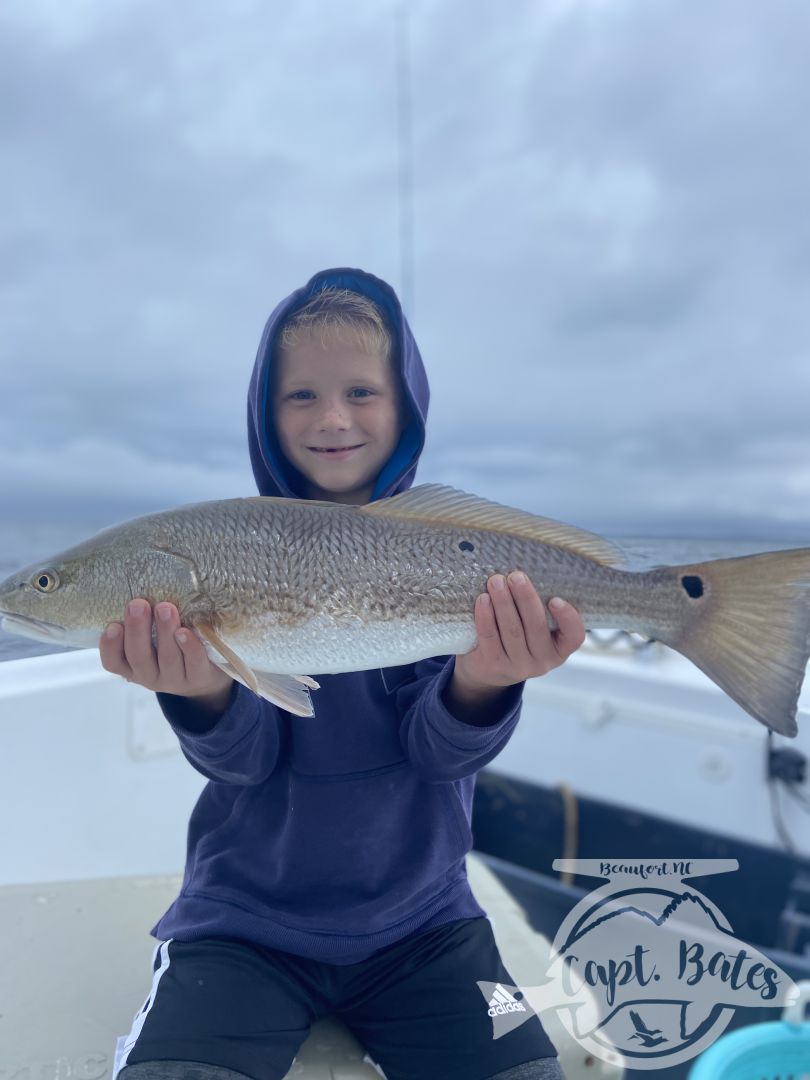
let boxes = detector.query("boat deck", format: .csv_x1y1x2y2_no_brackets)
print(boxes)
0,853,623,1079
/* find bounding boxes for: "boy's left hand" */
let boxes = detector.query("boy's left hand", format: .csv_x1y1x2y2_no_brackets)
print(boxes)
454,572,586,693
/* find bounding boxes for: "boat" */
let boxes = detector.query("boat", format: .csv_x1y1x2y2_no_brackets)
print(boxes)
2,638,809,1077
473,631,810,1077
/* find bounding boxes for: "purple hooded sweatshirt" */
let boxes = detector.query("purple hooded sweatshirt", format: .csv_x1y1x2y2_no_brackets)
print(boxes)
151,268,526,962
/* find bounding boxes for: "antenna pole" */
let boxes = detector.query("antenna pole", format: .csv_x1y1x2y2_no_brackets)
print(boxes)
396,4,415,319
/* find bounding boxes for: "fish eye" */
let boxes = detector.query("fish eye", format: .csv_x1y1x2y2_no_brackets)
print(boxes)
31,570,60,593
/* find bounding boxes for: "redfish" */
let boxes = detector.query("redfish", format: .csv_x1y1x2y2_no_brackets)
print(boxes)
1,484,808,734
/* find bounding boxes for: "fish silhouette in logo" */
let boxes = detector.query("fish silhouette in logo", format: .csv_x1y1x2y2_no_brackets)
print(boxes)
502,859,806,1069
539,882,799,1067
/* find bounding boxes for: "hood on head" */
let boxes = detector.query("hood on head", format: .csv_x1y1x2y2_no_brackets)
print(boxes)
247,268,429,501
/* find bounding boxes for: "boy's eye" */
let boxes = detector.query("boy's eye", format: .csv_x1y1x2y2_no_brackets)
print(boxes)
284,388,375,402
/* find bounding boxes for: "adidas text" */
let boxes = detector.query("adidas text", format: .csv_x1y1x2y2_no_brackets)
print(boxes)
487,983,527,1017
488,1000,527,1017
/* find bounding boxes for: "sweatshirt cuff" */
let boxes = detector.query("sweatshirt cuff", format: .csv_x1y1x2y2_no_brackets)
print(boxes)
427,658,524,747
157,682,262,757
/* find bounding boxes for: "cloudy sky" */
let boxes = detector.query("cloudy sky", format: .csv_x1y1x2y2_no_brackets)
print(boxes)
2,0,809,541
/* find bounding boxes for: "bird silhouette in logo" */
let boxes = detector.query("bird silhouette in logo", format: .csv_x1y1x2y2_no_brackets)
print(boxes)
628,1009,668,1048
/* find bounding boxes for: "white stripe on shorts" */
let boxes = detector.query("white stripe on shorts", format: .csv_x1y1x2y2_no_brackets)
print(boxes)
112,939,174,1080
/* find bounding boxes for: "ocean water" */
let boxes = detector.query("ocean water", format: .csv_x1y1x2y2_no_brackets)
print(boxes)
0,518,805,663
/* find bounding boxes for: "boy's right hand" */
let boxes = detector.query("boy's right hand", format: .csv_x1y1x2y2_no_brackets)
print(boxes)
99,599,234,712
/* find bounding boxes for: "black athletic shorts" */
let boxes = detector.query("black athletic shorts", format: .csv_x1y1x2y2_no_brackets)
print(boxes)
114,916,558,1080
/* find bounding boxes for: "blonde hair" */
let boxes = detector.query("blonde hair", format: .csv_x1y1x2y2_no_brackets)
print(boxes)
279,287,393,361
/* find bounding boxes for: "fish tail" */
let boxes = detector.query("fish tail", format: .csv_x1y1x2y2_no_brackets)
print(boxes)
660,549,810,737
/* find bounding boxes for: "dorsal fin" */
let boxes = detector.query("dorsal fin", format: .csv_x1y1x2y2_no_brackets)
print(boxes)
360,483,624,566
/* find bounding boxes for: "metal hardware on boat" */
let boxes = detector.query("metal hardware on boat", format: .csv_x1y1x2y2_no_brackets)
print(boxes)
583,699,615,728
583,629,661,657
698,750,732,783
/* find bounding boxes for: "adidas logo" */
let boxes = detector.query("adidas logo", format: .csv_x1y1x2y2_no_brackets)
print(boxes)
487,983,527,1017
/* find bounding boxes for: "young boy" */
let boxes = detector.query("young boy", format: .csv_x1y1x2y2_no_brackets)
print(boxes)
101,268,586,1080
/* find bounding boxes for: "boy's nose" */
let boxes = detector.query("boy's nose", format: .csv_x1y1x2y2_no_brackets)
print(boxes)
316,400,351,428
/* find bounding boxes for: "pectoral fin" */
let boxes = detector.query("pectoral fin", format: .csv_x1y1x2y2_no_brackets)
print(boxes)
193,621,320,717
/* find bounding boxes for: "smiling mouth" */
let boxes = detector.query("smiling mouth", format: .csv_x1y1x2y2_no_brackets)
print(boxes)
308,444,365,454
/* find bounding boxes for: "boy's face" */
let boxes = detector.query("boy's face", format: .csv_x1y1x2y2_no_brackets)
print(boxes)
273,331,402,504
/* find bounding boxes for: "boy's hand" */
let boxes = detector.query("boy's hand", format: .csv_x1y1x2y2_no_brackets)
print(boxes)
454,572,586,695
99,600,234,707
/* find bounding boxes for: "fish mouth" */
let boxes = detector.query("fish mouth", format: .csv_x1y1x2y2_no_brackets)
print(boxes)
0,612,66,642
0,613,99,649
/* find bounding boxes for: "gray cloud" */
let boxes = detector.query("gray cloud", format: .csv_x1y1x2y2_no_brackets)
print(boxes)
1,0,809,541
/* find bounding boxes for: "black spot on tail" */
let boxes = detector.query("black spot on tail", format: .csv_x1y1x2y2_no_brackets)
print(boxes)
681,574,704,599
459,540,474,552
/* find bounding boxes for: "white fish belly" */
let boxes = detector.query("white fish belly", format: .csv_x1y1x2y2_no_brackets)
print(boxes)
224,613,478,674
